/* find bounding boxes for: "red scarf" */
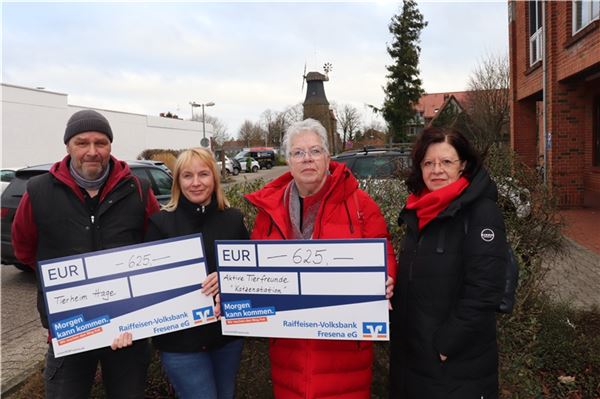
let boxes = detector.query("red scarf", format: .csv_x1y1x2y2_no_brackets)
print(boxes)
405,177,470,230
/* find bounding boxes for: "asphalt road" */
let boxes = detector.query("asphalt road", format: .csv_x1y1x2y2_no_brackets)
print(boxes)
223,165,287,186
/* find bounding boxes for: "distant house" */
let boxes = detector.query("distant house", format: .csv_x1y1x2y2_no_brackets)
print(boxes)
508,0,600,207
408,92,469,137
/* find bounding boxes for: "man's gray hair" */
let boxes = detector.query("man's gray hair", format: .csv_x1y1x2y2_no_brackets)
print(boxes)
282,118,330,160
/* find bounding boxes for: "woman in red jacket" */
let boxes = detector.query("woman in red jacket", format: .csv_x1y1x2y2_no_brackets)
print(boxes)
245,118,397,399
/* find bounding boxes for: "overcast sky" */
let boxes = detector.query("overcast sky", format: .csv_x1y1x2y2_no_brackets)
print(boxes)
2,1,508,137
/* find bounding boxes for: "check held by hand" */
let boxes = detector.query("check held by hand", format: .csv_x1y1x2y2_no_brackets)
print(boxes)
202,272,219,297
386,276,395,310
111,332,133,350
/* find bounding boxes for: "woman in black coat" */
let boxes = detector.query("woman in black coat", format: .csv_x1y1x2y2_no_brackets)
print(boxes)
146,148,249,399
390,127,507,399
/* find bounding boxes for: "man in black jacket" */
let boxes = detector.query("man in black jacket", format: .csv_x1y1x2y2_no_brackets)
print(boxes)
12,109,160,398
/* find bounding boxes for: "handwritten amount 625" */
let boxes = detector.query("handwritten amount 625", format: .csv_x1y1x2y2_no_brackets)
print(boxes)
129,254,151,268
292,248,327,265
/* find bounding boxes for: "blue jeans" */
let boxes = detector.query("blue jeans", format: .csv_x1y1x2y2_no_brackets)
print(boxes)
44,339,150,399
160,338,244,399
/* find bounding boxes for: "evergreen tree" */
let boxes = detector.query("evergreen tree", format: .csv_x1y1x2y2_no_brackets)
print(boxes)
382,0,427,142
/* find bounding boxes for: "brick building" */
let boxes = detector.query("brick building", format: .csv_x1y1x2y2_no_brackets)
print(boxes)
509,0,600,207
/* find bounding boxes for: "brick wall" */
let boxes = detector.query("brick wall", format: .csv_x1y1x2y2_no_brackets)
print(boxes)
510,98,538,167
509,0,600,207
549,81,587,205
552,2,600,82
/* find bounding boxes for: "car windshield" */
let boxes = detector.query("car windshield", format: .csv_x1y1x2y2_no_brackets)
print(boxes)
352,156,404,178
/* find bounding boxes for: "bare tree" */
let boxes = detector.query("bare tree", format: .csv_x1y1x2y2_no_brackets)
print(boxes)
238,120,265,147
463,53,510,154
203,115,230,146
335,104,362,147
260,109,288,147
282,103,304,124
191,113,230,146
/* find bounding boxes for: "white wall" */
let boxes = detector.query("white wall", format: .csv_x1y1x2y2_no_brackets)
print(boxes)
1,83,212,167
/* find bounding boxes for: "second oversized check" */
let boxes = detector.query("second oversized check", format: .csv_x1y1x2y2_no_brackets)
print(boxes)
216,239,389,341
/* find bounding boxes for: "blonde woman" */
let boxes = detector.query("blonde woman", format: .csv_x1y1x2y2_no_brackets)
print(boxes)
146,148,249,399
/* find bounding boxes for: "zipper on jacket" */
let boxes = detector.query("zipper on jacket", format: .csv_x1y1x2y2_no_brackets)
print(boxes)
90,212,100,250
196,205,206,214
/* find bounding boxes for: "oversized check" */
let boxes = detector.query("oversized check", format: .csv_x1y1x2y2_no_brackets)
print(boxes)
216,239,389,341
38,233,217,358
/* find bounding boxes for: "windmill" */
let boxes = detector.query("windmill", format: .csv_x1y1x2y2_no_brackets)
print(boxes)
301,62,307,93
301,61,335,154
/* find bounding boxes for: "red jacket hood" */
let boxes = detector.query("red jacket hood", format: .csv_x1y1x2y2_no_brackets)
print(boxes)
49,155,132,202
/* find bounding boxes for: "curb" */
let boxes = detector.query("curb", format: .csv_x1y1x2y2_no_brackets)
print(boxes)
1,359,44,398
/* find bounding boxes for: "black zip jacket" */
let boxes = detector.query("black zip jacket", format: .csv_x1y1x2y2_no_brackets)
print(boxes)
144,195,249,352
22,158,158,329
390,167,506,399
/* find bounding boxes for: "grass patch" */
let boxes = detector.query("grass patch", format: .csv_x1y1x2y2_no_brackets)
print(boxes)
498,297,600,398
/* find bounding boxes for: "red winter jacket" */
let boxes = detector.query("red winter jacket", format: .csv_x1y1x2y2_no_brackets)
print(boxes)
245,161,397,399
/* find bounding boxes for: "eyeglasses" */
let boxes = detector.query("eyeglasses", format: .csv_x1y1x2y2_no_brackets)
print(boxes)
289,147,326,161
421,159,461,171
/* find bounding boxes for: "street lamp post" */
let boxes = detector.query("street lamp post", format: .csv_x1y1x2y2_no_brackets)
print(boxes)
189,101,215,147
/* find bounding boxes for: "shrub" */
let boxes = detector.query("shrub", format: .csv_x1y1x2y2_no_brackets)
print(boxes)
224,178,264,232
485,145,566,310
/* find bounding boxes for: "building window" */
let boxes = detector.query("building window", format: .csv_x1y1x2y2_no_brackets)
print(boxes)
529,0,543,65
573,0,600,33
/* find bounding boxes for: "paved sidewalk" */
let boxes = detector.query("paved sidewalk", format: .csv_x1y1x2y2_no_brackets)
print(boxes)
1,267,47,395
560,208,600,254
543,206,600,309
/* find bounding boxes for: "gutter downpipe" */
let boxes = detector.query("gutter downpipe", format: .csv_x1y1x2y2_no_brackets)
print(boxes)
542,0,548,185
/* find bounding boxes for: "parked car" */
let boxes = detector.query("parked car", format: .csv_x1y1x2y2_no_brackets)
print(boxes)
235,147,276,169
0,160,173,271
331,148,412,179
217,156,241,176
334,148,531,219
239,157,260,173
1,167,25,194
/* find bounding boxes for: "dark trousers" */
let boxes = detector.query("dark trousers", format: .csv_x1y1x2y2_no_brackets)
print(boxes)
44,339,151,399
